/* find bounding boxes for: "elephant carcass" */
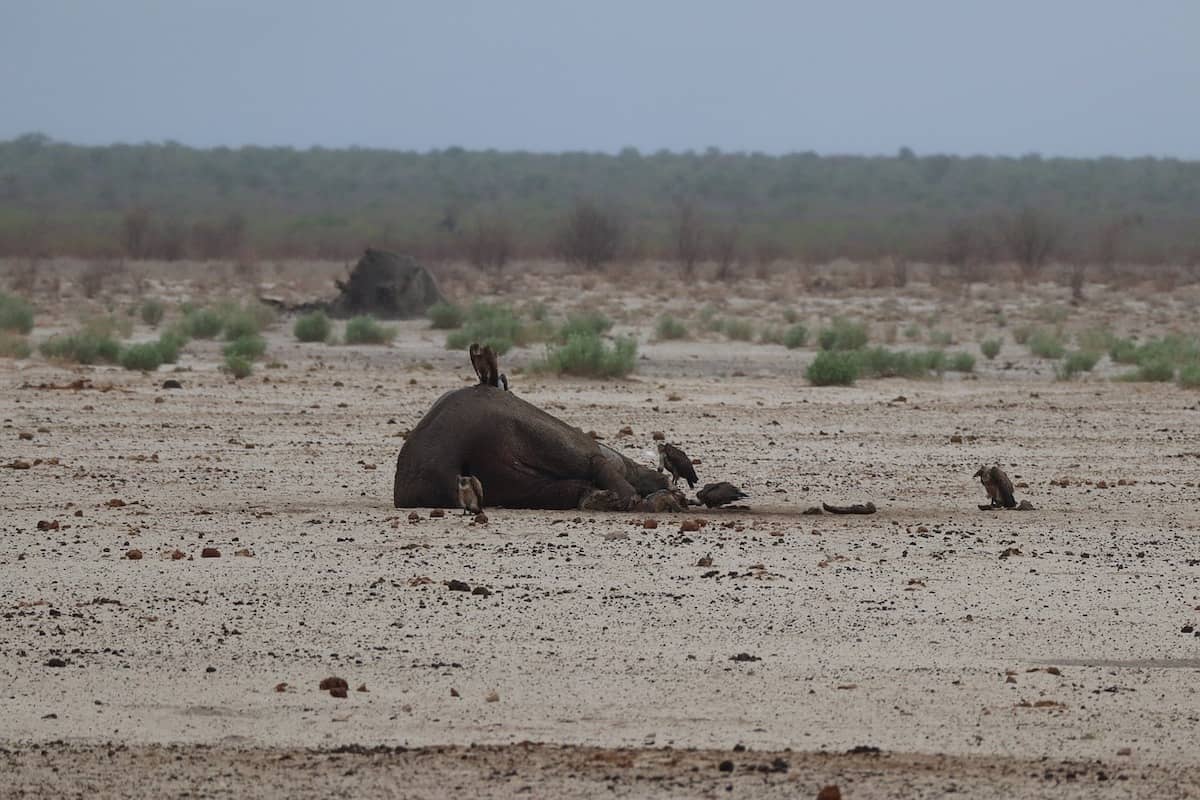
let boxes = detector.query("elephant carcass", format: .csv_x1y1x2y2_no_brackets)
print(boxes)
393,386,667,510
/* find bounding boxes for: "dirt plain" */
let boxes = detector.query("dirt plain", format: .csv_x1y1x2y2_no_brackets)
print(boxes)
2,259,1200,798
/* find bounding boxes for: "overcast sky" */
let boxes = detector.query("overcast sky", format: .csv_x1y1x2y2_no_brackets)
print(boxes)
2,0,1197,157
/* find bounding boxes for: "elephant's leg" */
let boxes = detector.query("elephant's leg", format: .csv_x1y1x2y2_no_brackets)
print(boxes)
393,453,459,508
588,454,638,508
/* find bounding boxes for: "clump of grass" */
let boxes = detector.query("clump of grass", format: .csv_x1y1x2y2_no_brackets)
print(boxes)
806,350,860,386
1135,334,1200,367
344,315,397,345
0,292,35,334
1056,350,1100,380
903,323,921,341
119,341,165,372
82,314,134,340
1027,328,1066,359
818,318,868,351
225,354,253,379
927,330,953,347
139,298,165,327
40,331,121,365
1076,327,1114,354
445,303,525,354
655,315,688,341
183,307,223,339
220,309,263,340
1033,303,1071,324
1012,325,1033,345
1178,363,1200,389
721,318,754,341
1125,359,1175,383
427,301,465,330
1109,337,1138,364
759,326,784,345
947,351,976,372
857,348,946,379
698,304,723,332
558,312,612,342
0,332,32,358
533,332,637,378
155,330,187,364
782,308,799,324
293,310,332,343
222,334,267,360
783,324,809,349
980,338,1002,360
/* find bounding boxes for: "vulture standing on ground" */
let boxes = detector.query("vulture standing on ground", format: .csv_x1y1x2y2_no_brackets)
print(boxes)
657,442,699,488
974,465,1017,509
697,481,749,508
457,474,484,515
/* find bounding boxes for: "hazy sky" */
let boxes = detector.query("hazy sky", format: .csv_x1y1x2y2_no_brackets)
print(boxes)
2,0,1197,157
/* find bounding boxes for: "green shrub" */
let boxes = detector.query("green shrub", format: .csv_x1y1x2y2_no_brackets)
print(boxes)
225,354,253,379
699,305,723,332
759,325,784,345
1135,334,1200,367
1012,325,1033,345
445,302,524,354
903,323,921,341
0,332,31,358
1056,350,1100,380
40,332,121,364
806,350,860,386
1076,327,1114,354
721,318,754,341
0,292,35,334
782,308,799,324
947,351,976,372
980,338,1002,360
344,315,397,345
1027,328,1066,359
222,334,267,360
119,341,164,371
818,318,868,351
533,332,637,378
427,301,465,330
655,315,688,341
1133,359,1175,382
155,330,187,364
783,324,809,349
184,308,223,339
1109,337,1138,364
928,330,953,347
857,348,946,379
1178,363,1200,389
139,299,165,327
293,310,332,343
82,314,133,340
558,312,612,342
220,309,262,340
1033,303,1070,324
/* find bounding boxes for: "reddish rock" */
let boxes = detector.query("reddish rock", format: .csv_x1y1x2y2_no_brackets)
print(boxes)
319,677,348,692
817,786,842,800
430,509,445,518
201,547,221,558
474,513,489,525
643,519,658,529
170,549,187,560
329,686,348,699
36,520,59,531
234,548,254,557
408,511,421,522
680,519,700,532
126,549,143,560
105,499,126,508
652,431,665,441
274,682,288,693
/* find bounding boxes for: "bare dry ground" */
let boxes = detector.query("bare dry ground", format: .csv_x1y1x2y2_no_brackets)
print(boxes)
2,259,1200,798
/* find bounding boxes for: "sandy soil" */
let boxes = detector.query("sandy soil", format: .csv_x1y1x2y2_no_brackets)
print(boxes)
2,264,1200,797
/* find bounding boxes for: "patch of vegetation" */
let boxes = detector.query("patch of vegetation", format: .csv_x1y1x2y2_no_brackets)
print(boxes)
806,350,860,386
1109,337,1138,364
1027,328,1066,359
224,354,253,379
533,331,637,378
1178,363,1200,389
344,315,397,345
1012,325,1033,345
557,312,613,342
721,318,754,341
293,310,332,343
445,302,525,354
927,329,953,347
1056,350,1100,380
119,341,165,371
655,315,688,341
758,325,784,345
1125,359,1175,383
0,292,35,334
1134,334,1200,367
903,323,921,341
698,304,723,332
184,307,224,339
783,324,808,349
82,314,134,340
857,347,947,379
139,298,165,327
40,331,121,364
220,308,263,340
0,332,31,358
980,338,1002,360
222,334,267,360
427,301,465,330
818,318,869,351
1075,327,1114,354
1033,303,1070,324
782,308,799,324
155,330,187,363
947,351,976,372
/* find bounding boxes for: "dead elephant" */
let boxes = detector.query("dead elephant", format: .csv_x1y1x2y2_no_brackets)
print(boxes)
393,385,668,510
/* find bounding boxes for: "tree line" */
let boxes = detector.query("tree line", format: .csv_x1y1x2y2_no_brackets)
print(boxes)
1,133,1198,273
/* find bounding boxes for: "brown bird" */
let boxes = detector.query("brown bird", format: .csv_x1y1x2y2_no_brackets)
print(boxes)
974,465,1016,509
481,345,499,387
469,343,489,385
657,442,699,488
696,482,749,508
456,474,484,515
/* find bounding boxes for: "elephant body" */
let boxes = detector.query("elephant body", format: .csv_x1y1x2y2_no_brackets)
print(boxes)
393,385,668,510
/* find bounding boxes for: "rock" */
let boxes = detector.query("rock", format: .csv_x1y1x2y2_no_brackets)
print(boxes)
643,519,658,529
817,785,842,800
485,690,500,702
696,554,713,567
1016,500,1035,510
474,513,489,525
5,459,32,469
801,506,823,515
446,579,471,592
274,682,288,692
1117,747,1132,756
450,688,460,698
45,658,67,668
18,431,33,440
730,653,760,662
234,548,254,557
718,760,734,772
1182,625,1194,634
408,511,421,522
949,434,963,444
161,379,183,389
329,686,348,699
618,426,633,436
205,666,216,673
36,520,59,531
125,549,143,560
357,684,369,693
105,499,126,508
652,431,665,441
472,586,492,597
604,531,629,541
170,549,187,560
201,547,221,558
680,519,700,532
430,509,445,518
319,677,348,692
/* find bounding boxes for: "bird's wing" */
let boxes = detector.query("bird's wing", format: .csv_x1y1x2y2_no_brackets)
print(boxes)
482,346,499,387
470,475,483,502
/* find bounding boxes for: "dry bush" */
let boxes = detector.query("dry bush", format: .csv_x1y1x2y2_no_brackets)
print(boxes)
121,208,153,259
79,260,125,299
1001,208,1059,284
673,200,704,278
711,224,740,282
890,255,909,288
464,216,515,272
6,259,37,295
557,200,623,270
234,261,261,288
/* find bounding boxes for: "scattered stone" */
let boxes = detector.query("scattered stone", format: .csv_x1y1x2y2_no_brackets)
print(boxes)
643,519,658,529
1016,500,1035,511
730,653,760,662
41,713,57,720
408,576,433,586
234,548,254,557
329,686,348,699
1182,625,1194,634
105,499,126,508
485,690,500,702
445,579,471,592
46,658,67,668
36,520,59,531
817,785,842,800
357,684,369,693
205,666,216,673
718,760,734,773
892,395,907,403
1117,747,1132,756
472,586,492,597
667,393,682,402
201,547,221,558
652,431,665,441
697,554,713,567
125,549,143,560
170,549,187,560
1096,480,1109,489
801,506,823,515
274,682,288,693
4,460,32,469
450,688,460,698
162,379,183,389
319,677,348,693
604,531,629,541
680,519,700,532
473,512,489,525
847,745,881,755
430,509,445,518
18,431,33,440
949,434,963,444
999,547,1023,559
618,425,633,436
408,511,421,522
